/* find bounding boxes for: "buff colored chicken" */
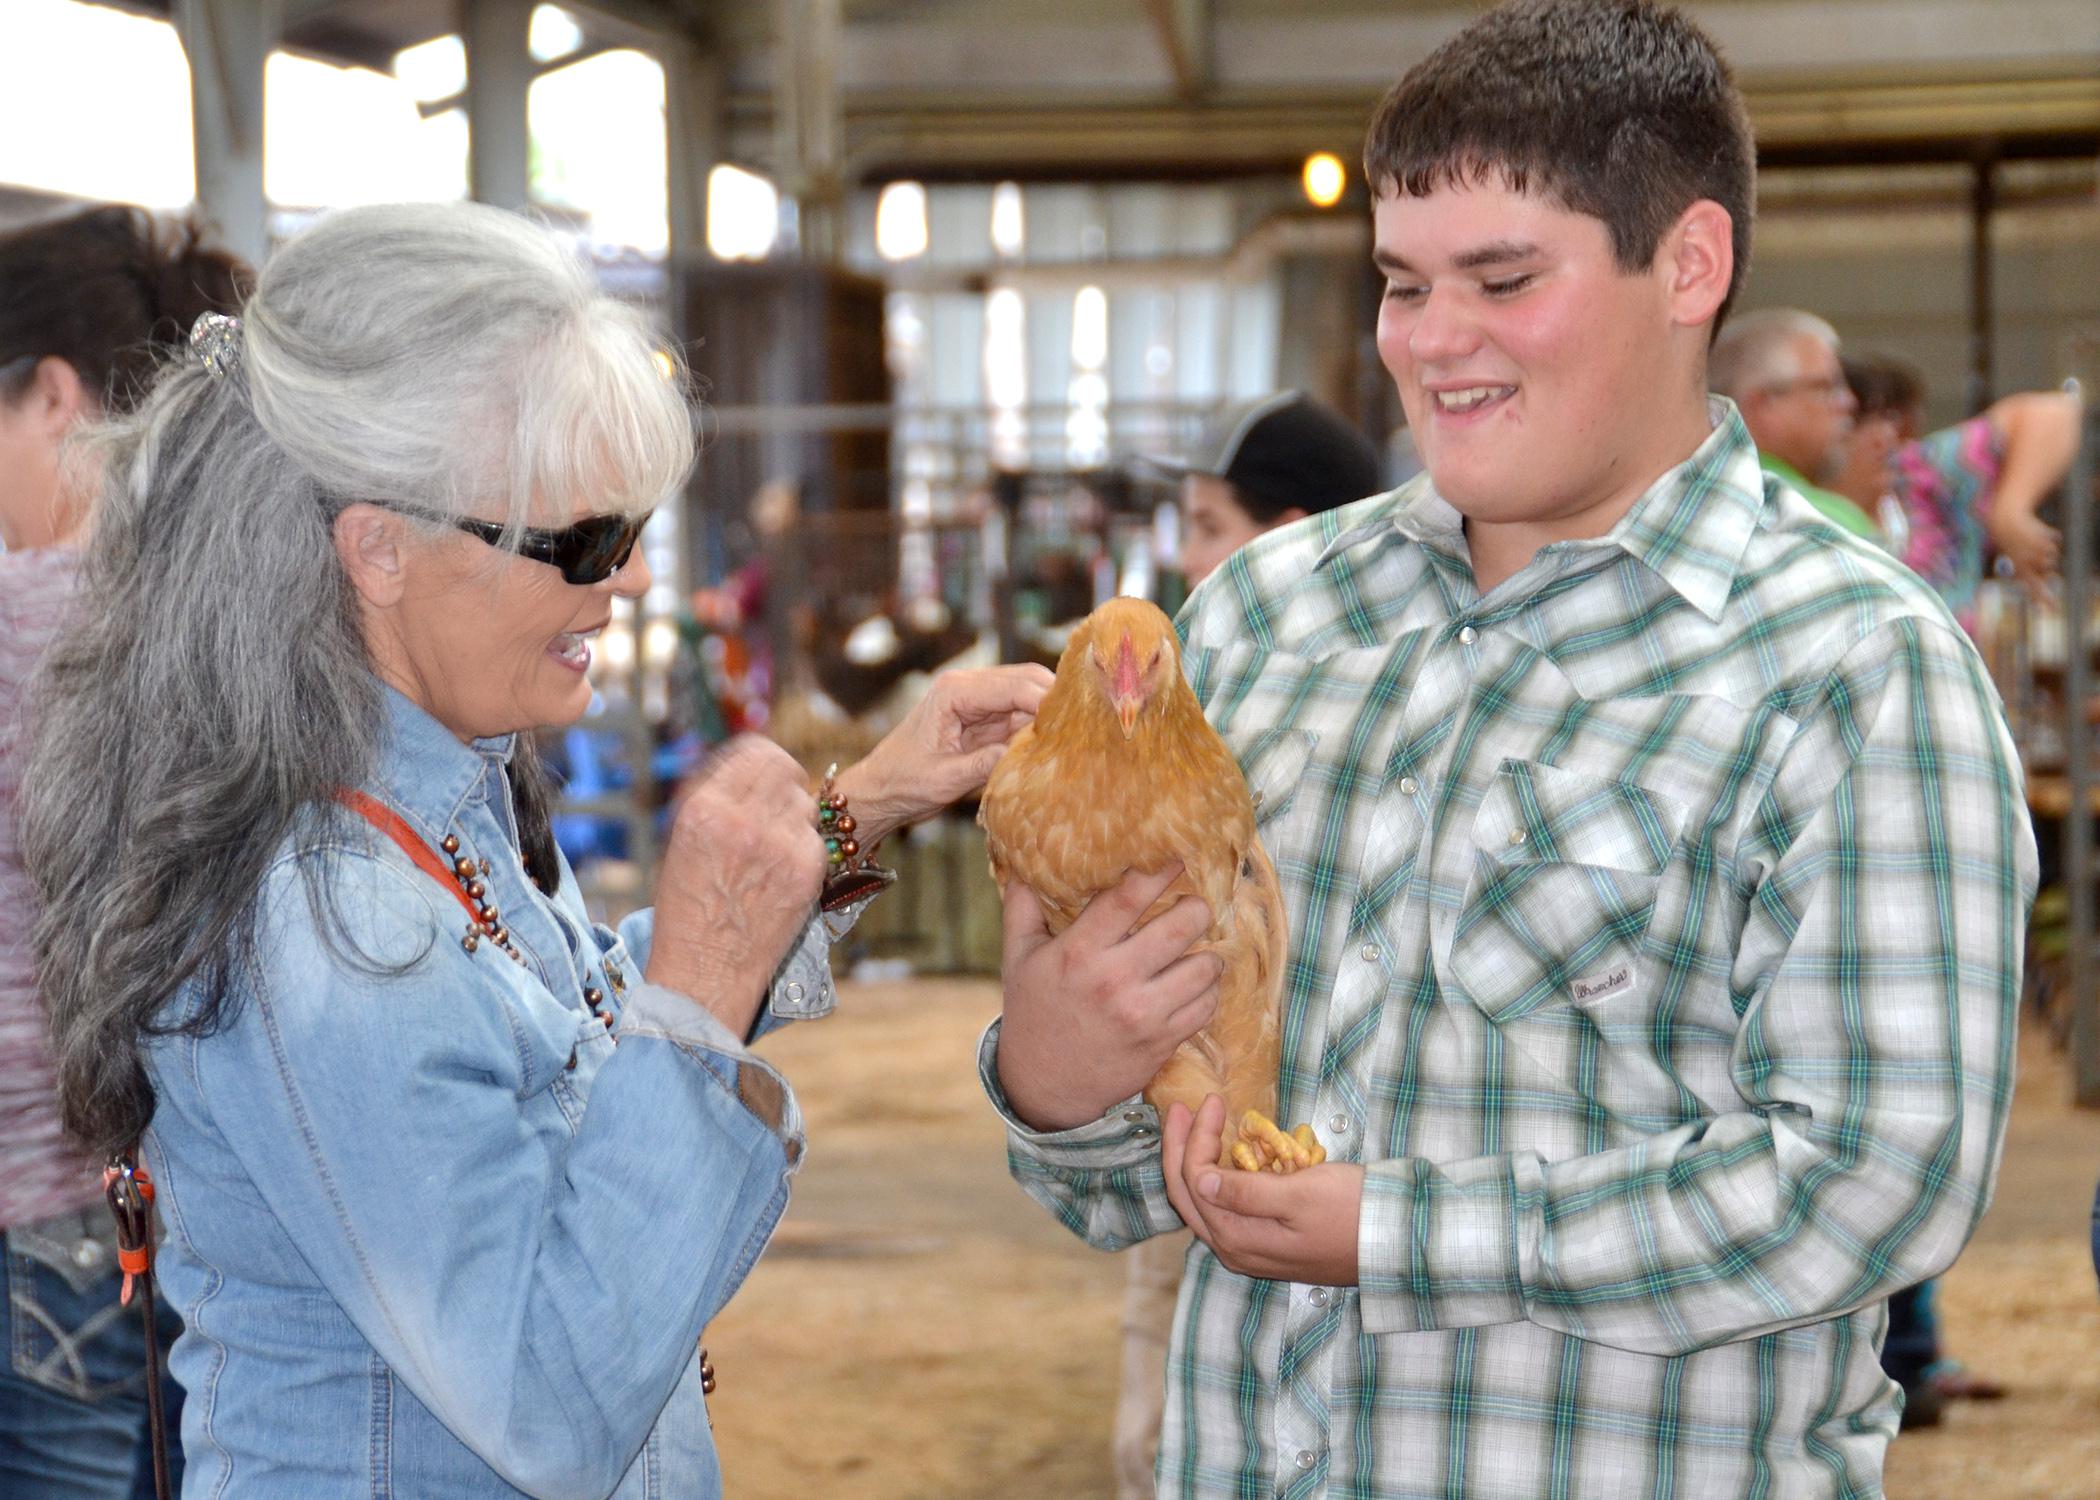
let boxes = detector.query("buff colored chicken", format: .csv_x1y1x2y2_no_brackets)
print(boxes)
980,597,1323,1173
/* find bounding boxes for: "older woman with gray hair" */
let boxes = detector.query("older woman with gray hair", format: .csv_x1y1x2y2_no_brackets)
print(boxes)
22,201,1049,1500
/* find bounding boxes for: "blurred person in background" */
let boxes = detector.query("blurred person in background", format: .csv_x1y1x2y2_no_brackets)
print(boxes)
1831,352,2083,1428
1710,307,1880,542
1834,352,2081,628
1114,389,1380,1500
0,203,248,1499
1158,390,1385,587
21,200,1049,1500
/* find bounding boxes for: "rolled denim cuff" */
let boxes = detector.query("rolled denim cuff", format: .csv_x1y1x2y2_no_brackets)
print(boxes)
617,981,806,1163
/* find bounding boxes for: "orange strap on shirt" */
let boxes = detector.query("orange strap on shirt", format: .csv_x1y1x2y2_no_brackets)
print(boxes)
335,790,480,923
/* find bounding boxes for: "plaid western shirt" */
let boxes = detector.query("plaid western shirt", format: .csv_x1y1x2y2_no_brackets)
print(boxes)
982,403,2034,1499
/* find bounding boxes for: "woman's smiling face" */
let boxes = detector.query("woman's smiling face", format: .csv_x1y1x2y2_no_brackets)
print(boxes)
372,497,653,742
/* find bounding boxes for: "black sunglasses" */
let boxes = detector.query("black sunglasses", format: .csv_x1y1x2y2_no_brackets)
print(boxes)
435,510,651,586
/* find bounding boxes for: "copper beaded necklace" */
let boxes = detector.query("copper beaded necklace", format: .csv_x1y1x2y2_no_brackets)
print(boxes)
338,790,612,1026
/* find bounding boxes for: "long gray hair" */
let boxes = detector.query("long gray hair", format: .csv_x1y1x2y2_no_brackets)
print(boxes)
24,202,694,1159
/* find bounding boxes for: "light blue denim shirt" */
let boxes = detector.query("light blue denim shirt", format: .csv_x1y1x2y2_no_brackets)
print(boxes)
143,688,848,1499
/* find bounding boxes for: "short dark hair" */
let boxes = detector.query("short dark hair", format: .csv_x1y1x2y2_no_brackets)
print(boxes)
1841,353,1925,421
1363,0,1756,328
0,204,251,414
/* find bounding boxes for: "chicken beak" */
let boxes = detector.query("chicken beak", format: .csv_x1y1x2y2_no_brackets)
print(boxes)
1113,633,1143,739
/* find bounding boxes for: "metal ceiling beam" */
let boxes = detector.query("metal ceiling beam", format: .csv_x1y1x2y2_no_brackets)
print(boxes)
1141,0,1208,100
464,0,533,211
175,0,274,267
718,72,2100,184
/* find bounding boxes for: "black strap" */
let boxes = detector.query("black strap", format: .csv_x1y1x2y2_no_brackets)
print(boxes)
106,1149,173,1500
139,1270,172,1499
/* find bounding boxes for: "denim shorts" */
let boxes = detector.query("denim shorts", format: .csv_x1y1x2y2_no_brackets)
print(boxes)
1,1207,184,1500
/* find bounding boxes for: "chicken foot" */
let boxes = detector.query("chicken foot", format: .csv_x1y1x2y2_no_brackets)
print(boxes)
1228,1110,1328,1173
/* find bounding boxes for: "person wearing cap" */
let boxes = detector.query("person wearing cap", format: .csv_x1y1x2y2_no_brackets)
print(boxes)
1114,390,1380,1500
1162,391,1385,587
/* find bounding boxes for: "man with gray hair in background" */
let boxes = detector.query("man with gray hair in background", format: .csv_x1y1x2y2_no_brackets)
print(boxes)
1711,307,1880,542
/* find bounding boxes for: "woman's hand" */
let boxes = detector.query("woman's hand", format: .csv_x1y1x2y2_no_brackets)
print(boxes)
1988,510,2062,594
645,736,827,1038
829,664,1055,845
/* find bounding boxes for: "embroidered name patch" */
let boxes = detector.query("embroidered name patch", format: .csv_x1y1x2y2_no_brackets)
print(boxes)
1570,964,1636,1004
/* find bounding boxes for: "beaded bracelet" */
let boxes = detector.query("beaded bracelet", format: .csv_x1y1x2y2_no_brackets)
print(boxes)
818,763,898,913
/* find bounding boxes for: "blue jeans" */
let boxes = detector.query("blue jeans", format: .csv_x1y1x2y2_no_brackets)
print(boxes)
1881,1279,1939,1389
1,1210,185,1500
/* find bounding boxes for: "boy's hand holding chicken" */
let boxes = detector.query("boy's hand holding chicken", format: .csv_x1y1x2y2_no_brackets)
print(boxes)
986,598,1363,1284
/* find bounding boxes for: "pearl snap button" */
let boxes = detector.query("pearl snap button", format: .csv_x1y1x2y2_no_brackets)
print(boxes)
1508,827,1527,846
1360,944,1380,963
1309,1286,1331,1308
1296,1450,1318,1471
1458,625,1477,645
1328,1113,1351,1134
1398,776,1418,795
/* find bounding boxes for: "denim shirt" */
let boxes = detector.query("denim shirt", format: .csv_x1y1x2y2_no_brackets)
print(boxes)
143,689,848,1499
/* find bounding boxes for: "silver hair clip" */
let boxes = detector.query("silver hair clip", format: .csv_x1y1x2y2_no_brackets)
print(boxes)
189,312,243,380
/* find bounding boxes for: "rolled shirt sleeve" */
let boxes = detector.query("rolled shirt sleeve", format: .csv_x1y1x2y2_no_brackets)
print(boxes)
978,1018,1186,1250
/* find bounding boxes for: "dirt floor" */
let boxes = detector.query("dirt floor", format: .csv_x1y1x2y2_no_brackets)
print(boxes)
704,979,2100,1500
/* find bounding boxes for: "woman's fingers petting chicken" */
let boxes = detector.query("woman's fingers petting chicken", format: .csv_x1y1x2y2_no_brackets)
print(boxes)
835,663,1055,840
949,664,1055,749
995,871,1214,1133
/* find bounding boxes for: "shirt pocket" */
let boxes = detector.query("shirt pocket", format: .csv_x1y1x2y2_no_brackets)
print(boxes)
1447,758,1687,1025
1228,726,1320,825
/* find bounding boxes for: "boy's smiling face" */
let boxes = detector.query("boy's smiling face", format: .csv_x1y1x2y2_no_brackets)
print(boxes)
1373,175,1726,574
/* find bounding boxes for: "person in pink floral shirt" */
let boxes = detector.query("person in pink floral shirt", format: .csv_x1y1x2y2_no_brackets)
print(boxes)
1833,353,2082,632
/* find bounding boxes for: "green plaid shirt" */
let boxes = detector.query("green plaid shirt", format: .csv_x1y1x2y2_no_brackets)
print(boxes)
982,404,2034,1499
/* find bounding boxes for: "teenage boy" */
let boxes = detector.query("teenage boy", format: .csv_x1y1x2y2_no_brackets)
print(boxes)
983,2,2035,1496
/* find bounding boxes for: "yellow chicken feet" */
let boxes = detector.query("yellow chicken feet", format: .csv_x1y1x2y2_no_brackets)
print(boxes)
1227,1111,1328,1173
